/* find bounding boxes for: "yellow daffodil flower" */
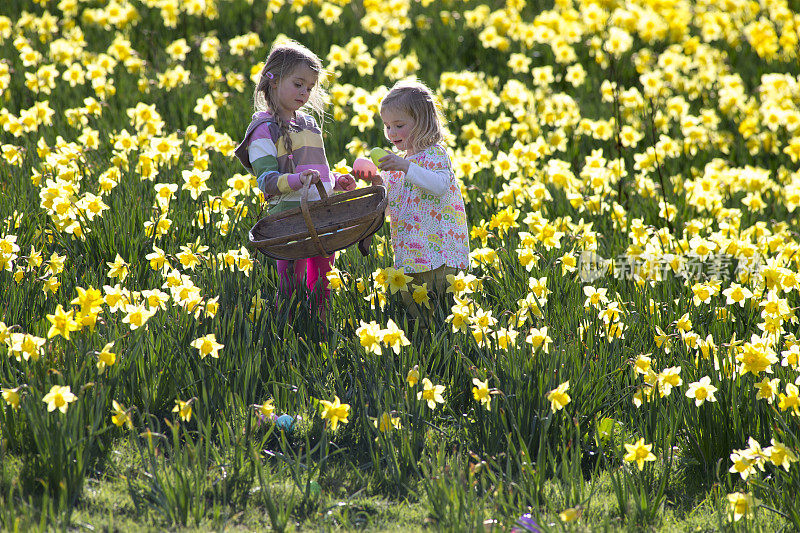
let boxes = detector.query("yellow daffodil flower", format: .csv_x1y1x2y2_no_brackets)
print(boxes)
546,381,570,413
417,378,445,409
320,396,349,430
42,384,77,414
624,438,656,470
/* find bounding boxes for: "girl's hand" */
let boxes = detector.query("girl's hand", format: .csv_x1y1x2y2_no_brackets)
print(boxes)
337,173,357,191
354,170,383,187
299,169,320,185
353,169,373,182
377,153,411,174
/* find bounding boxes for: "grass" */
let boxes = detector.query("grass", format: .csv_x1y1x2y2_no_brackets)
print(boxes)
9,436,783,532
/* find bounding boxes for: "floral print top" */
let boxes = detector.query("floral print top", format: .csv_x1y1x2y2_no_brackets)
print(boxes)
384,144,470,274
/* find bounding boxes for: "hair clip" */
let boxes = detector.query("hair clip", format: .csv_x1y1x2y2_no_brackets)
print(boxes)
265,72,274,80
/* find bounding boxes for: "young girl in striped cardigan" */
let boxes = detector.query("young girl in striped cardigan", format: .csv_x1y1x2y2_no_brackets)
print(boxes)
235,40,355,324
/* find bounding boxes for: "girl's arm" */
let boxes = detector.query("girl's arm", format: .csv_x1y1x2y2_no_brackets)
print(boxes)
332,172,357,191
353,170,384,187
248,128,305,195
405,163,451,196
376,151,450,196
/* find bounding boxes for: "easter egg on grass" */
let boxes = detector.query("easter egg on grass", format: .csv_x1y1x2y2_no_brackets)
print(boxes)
274,413,295,432
353,157,378,178
370,147,389,165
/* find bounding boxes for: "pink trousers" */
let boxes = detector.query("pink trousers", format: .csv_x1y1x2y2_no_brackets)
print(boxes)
276,255,335,314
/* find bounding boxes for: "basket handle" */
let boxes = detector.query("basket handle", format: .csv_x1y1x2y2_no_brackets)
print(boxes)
315,180,328,201
300,178,331,257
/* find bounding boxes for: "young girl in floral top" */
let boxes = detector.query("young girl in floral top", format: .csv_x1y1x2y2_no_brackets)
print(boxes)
357,80,470,313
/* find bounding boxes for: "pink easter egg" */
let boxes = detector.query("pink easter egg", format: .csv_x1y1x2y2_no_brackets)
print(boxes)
353,157,378,178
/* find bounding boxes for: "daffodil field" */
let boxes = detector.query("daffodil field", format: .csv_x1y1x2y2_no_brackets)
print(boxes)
2,0,800,530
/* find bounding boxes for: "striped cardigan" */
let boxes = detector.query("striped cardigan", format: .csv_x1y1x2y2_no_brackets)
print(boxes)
234,111,334,202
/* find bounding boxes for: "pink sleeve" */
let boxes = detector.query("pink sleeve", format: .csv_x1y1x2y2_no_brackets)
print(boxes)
287,173,303,190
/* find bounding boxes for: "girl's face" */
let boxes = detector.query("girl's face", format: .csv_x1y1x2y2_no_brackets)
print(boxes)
270,64,318,120
381,108,415,153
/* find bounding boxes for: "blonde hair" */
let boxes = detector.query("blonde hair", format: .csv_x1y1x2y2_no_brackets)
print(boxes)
380,79,446,153
254,40,329,169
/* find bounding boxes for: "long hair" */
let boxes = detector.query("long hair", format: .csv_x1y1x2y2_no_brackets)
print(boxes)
380,79,447,153
254,40,328,170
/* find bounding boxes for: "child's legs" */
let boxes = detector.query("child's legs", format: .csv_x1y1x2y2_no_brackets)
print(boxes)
306,254,335,311
276,259,307,298
270,201,306,301
430,265,458,294
401,271,426,319
401,265,457,320
402,268,435,320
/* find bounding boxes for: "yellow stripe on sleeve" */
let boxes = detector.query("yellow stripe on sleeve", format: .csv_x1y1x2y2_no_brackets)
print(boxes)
277,174,292,193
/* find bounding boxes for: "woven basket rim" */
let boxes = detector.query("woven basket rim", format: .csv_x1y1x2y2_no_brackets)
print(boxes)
248,183,387,259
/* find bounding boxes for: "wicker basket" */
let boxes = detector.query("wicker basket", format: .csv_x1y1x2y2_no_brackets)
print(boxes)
249,180,387,260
